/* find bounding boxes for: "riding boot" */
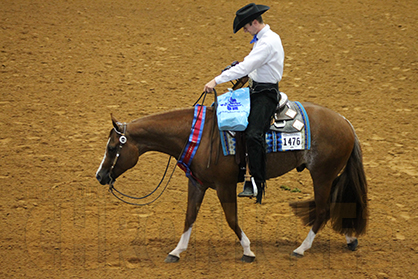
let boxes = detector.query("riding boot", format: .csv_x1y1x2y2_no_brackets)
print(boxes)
238,177,258,198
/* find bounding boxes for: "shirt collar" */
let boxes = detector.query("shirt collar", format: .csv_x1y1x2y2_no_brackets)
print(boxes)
255,24,270,40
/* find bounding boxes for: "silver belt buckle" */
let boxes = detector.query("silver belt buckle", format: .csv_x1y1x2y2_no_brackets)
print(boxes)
248,78,253,89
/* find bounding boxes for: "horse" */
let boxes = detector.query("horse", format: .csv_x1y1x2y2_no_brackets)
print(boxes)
95,101,368,262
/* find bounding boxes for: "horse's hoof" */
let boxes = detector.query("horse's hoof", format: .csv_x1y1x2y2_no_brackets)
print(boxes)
291,252,304,258
164,254,180,263
347,239,358,251
241,254,256,263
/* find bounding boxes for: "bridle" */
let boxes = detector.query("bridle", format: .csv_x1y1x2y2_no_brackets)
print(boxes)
107,122,177,206
108,122,127,184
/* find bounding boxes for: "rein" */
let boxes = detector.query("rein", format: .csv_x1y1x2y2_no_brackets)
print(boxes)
108,89,217,206
109,156,176,206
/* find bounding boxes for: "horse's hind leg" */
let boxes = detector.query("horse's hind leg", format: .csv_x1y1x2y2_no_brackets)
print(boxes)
292,176,333,257
345,234,358,251
216,183,255,262
165,179,207,263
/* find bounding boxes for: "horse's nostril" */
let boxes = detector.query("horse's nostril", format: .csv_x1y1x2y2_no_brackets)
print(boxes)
96,173,102,181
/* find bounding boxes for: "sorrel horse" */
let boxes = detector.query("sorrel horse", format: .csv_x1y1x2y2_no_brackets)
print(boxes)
96,102,368,262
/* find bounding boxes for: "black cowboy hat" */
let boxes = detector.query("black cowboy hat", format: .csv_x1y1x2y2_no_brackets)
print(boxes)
233,3,270,33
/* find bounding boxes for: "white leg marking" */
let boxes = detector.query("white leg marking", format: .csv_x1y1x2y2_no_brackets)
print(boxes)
168,227,193,258
240,231,255,257
293,229,316,256
345,234,357,244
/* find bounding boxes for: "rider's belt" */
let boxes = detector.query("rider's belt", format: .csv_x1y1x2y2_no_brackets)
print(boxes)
249,79,279,93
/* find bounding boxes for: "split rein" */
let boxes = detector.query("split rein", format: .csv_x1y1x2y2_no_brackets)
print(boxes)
108,89,218,206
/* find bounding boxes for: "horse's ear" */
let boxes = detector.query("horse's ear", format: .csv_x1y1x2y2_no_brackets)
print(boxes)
111,114,122,132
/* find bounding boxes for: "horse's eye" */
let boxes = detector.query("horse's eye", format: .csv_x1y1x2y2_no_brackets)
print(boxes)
107,145,117,152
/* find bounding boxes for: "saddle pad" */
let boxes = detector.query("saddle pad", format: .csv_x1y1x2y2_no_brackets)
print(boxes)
220,101,311,156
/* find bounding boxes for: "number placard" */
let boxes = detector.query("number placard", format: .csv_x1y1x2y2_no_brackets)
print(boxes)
281,132,303,150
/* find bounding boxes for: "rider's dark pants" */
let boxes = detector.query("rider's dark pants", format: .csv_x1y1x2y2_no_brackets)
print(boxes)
245,83,279,184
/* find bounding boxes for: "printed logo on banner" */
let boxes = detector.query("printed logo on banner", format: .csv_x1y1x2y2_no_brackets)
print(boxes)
220,98,242,111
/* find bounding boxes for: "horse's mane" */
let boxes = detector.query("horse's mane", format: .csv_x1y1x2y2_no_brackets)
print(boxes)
129,107,190,123
130,106,213,124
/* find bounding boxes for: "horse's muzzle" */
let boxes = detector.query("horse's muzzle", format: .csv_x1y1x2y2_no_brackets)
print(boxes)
96,169,111,185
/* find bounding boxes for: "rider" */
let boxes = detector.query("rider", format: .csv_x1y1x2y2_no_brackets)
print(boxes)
204,3,285,203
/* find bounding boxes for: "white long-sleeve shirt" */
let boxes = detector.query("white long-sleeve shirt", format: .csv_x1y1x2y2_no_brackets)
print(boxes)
214,24,284,85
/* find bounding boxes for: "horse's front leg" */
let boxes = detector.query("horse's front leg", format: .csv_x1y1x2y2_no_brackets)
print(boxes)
216,183,255,263
165,179,207,263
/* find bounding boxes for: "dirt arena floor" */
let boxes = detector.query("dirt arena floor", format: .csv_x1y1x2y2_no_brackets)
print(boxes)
1,0,417,278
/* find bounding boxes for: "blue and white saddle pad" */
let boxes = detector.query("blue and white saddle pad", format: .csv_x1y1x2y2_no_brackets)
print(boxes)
220,101,311,156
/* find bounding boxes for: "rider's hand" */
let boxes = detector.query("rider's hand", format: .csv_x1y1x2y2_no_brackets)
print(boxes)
204,79,217,93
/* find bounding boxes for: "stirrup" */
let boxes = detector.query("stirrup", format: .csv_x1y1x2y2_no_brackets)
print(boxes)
238,177,258,198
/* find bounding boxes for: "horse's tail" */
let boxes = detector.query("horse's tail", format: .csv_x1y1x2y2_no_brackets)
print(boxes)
290,134,368,236
329,134,368,236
